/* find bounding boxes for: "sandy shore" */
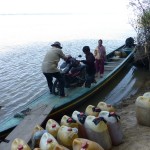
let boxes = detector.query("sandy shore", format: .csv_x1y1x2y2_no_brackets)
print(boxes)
112,77,150,150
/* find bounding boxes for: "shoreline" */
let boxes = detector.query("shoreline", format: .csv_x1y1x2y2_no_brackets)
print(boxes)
112,76,150,150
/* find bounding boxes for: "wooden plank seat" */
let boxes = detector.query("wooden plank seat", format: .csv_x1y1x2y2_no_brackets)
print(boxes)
105,61,118,64
0,104,53,150
105,65,116,71
105,63,119,67
110,57,121,61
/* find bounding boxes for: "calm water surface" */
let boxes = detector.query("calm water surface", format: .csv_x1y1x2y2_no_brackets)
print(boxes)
0,39,124,123
0,14,136,124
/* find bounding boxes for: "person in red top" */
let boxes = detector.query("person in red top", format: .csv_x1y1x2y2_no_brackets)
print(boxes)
94,39,106,78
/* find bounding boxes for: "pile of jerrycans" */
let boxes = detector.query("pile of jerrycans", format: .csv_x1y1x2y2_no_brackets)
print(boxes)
11,101,124,150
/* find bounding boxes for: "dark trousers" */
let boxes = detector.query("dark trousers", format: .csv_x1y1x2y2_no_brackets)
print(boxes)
43,72,65,96
85,74,95,88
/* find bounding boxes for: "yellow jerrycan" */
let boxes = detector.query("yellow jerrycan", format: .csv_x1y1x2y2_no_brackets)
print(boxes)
136,95,150,126
31,124,46,149
84,115,112,150
46,119,60,138
97,102,115,112
57,125,78,149
99,111,123,146
60,115,78,129
34,144,69,150
85,105,101,117
73,138,104,150
32,124,44,135
39,132,58,150
11,138,31,150
53,144,70,150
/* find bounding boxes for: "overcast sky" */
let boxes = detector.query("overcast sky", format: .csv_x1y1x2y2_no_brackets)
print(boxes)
0,0,129,15
0,0,136,43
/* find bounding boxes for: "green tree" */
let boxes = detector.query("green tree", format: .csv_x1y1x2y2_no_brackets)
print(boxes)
128,0,150,70
128,0,150,44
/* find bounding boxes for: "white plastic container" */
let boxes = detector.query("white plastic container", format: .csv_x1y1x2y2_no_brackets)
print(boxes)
136,96,150,126
99,111,123,145
11,138,31,150
84,115,112,150
57,125,78,149
97,102,115,112
72,110,88,138
73,138,104,150
46,119,60,138
39,132,58,150
85,105,101,117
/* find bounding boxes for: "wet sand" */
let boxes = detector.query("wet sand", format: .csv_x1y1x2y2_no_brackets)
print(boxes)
112,76,150,150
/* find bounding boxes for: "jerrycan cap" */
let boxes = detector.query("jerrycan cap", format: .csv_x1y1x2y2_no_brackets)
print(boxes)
92,107,101,112
81,141,88,149
52,124,56,128
93,117,107,125
77,113,87,124
18,144,23,150
67,127,72,131
80,112,84,115
109,112,120,122
107,104,112,107
110,112,115,115
67,117,76,123
47,138,52,144
67,118,73,123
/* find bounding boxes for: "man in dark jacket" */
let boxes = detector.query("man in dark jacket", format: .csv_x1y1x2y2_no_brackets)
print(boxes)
81,46,96,88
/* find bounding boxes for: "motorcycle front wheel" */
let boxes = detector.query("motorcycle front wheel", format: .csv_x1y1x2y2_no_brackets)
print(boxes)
52,80,60,95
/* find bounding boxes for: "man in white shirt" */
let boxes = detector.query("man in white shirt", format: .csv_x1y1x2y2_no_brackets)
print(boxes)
42,41,68,97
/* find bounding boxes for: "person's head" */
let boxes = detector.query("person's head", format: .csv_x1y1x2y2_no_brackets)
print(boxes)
66,55,72,63
51,41,62,49
82,46,90,54
98,39,103,46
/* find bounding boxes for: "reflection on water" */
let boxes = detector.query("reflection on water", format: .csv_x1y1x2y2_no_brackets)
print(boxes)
77,64,150,112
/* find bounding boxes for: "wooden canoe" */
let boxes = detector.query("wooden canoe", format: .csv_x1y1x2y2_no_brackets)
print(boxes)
0,45,135,140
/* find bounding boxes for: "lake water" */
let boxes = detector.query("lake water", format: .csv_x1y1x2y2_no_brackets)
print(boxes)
0,14,136,124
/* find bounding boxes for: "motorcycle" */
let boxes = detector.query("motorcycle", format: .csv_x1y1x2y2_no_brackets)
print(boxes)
52,56,86,95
